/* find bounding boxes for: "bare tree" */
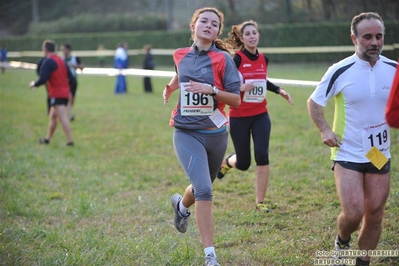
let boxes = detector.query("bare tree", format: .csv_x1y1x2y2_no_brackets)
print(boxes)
258,0,266,13
285,0,293,22
394,0,399,19
167,0,174,30
32,0,39,22
227,0,236,15
322,0,336,20
378,0,388,19
304,0,312,11
361,0,369,11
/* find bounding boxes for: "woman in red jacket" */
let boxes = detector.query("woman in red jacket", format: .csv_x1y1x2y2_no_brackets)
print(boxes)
386,60,399,128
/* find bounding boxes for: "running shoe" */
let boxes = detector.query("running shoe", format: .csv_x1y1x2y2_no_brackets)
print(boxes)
204,253,220,266
256,203,272,213
170,193,190,233
217,154,234,179
334,235,350,258
38,138,50,144
331,235,350,266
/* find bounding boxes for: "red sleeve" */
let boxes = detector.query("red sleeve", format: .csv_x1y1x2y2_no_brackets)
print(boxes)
386,61,399,128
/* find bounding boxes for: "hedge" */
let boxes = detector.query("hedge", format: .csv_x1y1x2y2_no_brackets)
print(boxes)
27,13,168,35
1,21,398,66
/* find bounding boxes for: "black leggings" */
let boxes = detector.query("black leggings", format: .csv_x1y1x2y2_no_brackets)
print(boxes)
229,112,271,170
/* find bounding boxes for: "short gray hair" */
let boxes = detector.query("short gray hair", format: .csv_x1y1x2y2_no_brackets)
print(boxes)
351,12,384,37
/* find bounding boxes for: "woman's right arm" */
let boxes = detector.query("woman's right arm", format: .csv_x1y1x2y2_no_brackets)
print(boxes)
163,74,179,105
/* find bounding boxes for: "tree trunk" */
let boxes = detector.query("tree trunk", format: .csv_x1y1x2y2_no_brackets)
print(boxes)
227,0,236,14
32,0,40,23
306,0,312,11
322,0,336,20
285,0,293,22
378,0,388,18
362,0,369,11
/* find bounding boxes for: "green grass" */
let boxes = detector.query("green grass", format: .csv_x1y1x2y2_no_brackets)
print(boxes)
1,64,398,266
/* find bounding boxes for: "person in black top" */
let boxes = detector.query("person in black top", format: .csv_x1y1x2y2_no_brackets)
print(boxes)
142,44,154,93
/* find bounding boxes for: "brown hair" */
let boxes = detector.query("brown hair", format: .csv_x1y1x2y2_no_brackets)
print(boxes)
116,41,128,49
42,39,57,52
225,20,259,51
189,7,229,52
351,12,384,37
143,44,152,51
62,43,72,50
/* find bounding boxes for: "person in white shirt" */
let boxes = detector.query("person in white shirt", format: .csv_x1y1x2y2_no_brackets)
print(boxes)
114,41,128,94
307,12,397,266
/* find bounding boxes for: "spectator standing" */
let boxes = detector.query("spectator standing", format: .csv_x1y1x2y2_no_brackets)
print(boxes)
142,44,154,93
97,44,106,67
114,41,128,94
0,45,7,74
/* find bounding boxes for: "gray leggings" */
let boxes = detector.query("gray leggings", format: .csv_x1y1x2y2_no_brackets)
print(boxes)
173,127,228,201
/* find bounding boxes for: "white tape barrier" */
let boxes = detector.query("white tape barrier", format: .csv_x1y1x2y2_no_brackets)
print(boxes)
2,61,38,70
80,67,319,87
78,67,176,78
269,77,319,87
1,61,319,87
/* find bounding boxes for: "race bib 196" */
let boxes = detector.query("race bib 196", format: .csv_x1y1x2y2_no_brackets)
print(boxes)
180,82,214,116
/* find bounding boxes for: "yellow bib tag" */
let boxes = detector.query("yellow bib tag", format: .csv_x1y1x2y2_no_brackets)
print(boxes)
365,146,389,170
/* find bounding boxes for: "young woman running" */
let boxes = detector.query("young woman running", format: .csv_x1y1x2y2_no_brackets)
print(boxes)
163,7,241,266
220,20,293,212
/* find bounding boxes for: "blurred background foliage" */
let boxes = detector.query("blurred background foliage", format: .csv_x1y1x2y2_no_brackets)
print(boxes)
1,0,398,66
0,0,398,36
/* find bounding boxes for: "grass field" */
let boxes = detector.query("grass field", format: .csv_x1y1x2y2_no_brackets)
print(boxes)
1,64,398,266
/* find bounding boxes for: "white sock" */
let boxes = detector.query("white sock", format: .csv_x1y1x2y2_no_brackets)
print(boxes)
178,201,189,215
204,246,216,257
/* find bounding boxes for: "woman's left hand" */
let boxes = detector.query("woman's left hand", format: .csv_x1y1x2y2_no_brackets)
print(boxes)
185,80,213,95
279,88,294,105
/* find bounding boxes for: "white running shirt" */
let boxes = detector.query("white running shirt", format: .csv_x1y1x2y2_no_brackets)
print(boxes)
310,53,397,162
